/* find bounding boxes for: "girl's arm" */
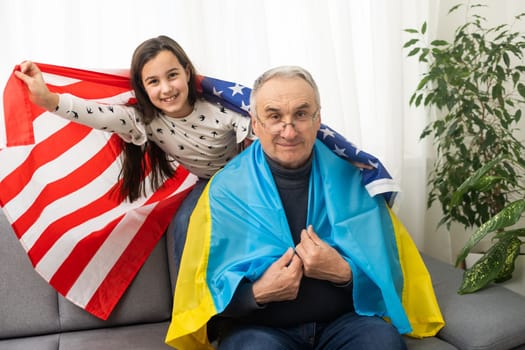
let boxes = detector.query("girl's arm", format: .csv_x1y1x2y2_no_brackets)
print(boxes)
15,61,147,145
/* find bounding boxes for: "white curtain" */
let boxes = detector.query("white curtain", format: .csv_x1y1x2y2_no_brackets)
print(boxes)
0,0,473,260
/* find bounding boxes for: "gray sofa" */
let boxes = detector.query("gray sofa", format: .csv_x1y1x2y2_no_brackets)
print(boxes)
2,209,525,350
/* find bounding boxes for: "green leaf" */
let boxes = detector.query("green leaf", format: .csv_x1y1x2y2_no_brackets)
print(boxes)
415,93,423,107
403,38,419,48
471,175,503,192
407,47,420,57
494,228,525,240
455,199,525,266
431,40,449,46
492,84,503,99
450,156,503,207
421,21,427,35
518,83,525,98
495,236,522,283
503,52,510,67
448,4,462,14
458,236,520,294
515,109,522,122
404,28,419,34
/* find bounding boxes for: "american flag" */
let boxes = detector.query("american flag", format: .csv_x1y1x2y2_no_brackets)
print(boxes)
1,63,198,320
0,63,399,320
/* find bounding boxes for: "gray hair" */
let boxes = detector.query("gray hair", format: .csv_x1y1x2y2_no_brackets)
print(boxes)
249,65,321,117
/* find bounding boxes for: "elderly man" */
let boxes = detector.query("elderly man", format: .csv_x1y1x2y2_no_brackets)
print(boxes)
166,66,443,349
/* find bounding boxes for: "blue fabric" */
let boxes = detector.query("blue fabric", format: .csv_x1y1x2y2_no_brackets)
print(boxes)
204,139,411,334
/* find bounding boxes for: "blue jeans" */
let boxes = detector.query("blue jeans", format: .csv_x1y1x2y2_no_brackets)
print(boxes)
218,312,407,350
170,179,208,279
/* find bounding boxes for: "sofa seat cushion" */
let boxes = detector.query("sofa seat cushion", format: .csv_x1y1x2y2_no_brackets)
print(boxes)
423,254,525,350
59,322,172,349
0,334,59,350
0,322,171,350
404,336,458,350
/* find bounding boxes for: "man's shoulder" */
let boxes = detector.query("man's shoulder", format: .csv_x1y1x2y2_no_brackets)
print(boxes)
210,142,256,183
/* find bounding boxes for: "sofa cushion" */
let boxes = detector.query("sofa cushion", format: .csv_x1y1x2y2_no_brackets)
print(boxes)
0,334,59,350
423,254,525,350
0,212,60,339
59,322,172,349
404,336,458,350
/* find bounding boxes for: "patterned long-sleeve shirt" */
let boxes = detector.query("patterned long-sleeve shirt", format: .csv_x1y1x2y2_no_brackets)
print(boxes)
56,94,254,178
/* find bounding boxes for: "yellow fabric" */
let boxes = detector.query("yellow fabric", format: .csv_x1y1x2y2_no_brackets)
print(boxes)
165,182,216,350
388,207,445,337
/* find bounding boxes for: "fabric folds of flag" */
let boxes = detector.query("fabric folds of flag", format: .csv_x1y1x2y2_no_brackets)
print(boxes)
166,140,444,349
0,64,198,319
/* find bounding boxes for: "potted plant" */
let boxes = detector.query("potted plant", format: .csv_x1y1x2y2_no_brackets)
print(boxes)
404,2,525,293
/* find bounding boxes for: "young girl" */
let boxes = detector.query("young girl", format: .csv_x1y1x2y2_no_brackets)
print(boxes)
16,36,254,203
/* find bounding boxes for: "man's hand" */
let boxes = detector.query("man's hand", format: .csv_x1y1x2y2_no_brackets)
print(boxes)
295,225,352,284
252,247,303,304
14,61,59,111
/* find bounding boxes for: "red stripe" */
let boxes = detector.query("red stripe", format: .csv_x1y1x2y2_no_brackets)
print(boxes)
85,188,192,320
27,182,124,266
0,123,93,210
11,135,122,237
49,218,119,295
3,71,39,146
49,80,131,100
36,63,132,90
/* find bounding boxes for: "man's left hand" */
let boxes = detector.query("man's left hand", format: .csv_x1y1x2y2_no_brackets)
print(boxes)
295,225,352,284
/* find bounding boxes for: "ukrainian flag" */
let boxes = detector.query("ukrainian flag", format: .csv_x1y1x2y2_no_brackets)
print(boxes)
165,140,444,349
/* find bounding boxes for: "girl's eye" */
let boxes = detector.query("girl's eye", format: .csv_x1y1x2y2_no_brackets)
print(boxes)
145,79,158,86
168,72,178,79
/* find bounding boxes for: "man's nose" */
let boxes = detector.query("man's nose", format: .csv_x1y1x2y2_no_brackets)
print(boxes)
280,122,298,138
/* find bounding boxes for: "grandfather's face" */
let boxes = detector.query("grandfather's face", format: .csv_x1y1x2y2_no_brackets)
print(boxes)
251,76,321,169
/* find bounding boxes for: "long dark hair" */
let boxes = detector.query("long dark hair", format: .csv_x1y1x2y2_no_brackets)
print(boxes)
119,35,199,202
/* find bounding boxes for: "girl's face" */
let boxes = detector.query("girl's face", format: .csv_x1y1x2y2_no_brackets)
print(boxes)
141,50,193,118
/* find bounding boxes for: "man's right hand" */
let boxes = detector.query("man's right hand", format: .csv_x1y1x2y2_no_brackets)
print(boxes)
14,61,59,112
252,248,303,304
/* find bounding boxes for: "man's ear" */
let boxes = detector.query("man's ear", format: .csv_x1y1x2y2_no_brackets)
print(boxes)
250,114,259,136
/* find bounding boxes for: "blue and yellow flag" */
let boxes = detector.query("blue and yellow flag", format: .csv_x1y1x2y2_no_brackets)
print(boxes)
165,140,444,349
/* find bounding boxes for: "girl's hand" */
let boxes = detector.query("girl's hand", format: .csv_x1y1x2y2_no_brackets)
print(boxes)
14,61,59,111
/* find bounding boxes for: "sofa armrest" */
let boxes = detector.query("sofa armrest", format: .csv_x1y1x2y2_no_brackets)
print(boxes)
422,254,525,350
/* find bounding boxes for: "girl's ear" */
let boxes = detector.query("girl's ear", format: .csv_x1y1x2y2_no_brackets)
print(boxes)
185,65,191,83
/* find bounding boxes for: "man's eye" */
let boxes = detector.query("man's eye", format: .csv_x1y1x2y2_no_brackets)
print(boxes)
268,114,281,121
296,111,308,119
